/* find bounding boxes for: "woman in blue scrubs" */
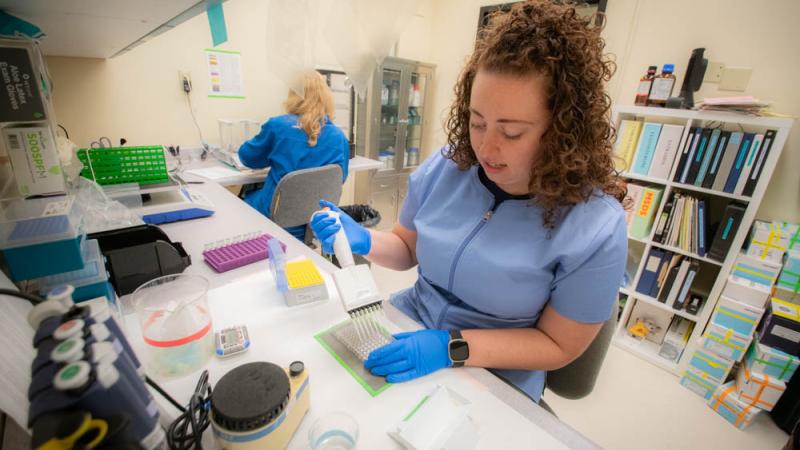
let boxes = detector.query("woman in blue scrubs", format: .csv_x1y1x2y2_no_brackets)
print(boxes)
312,0,627,403
239,71,350,240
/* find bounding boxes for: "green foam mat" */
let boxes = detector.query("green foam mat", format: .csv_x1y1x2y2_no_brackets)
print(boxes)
314,320,393,397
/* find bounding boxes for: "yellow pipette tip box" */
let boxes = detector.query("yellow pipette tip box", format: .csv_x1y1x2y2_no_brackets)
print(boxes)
283,259,328,306
286,260,324,289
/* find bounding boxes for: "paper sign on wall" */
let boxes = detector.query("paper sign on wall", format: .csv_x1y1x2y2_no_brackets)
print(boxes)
206,49,244,99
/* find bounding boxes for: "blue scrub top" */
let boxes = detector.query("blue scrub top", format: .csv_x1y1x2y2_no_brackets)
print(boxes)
390,150,627,402
238,114,350,222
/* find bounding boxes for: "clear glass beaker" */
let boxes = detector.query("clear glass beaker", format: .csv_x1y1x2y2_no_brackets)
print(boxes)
308,412,359,450
133,274,213,379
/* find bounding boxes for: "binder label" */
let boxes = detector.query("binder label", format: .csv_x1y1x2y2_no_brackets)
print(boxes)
638,191,655,217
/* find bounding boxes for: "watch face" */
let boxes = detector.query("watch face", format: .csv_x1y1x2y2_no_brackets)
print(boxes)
449,340,469,362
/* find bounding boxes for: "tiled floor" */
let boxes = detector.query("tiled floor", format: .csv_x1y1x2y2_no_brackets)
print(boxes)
370,265,791,450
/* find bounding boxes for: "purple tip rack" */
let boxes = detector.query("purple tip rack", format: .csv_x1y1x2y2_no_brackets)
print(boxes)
202,233,287,273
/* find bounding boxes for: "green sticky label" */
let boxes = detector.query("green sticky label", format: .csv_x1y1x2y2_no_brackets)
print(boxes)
403,394,431,422
60,364,80,381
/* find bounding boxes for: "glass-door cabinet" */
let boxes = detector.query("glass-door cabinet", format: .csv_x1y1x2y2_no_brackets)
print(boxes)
362,57,435,174
355,57,435,231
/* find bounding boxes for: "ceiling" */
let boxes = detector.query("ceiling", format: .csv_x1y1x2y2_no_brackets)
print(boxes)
0,0,207,58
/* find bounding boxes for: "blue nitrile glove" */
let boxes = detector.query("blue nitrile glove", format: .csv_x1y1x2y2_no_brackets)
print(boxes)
364,330,452,383
309,200,371,255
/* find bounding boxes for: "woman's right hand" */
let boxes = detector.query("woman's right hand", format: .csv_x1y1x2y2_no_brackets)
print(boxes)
310,200,371,255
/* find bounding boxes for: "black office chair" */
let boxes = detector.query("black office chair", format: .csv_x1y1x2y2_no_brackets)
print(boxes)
269,164,343,244
539,299,619,415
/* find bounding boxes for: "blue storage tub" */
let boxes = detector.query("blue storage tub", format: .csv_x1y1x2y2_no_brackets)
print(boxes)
25,239,110,302
0,196,85,281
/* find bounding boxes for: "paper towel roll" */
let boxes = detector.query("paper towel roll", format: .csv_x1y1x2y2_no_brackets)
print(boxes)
0,270,35,430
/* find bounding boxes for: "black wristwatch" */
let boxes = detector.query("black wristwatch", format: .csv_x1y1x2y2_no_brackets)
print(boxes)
448,330,469,368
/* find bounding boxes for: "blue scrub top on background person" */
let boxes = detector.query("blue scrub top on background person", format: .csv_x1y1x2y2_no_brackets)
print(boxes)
389,150,627,402
239,113,349,239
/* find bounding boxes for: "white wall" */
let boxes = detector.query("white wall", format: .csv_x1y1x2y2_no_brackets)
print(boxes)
46,0,434,204
46,0,432,149
424,0,800,222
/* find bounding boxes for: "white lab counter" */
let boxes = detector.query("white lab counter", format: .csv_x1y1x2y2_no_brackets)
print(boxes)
179,155,384,187
122,181,601,450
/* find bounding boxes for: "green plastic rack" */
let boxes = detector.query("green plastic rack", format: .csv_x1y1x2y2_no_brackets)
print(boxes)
77,146,169,185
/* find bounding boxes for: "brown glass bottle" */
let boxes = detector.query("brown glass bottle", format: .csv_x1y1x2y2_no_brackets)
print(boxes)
634,66,658,106
647,64,676,107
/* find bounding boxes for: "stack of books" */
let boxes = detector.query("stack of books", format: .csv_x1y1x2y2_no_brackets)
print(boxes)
652,193,708,257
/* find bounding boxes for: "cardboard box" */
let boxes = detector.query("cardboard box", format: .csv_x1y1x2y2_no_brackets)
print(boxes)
0,44,48,122
700,322,753,361
736,357,786,411
722,274,772,309
687,347,735,383
773,286,800,305
680,366,722,400
707,381,763,430
787,223,800,253
745,338,799,382
776,250,800,296
758,298,800,356
709,295,766,337
731,253,781,289
746,220,794,263
3,125,65,196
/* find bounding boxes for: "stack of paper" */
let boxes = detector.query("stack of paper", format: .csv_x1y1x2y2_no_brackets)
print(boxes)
695,96,771,115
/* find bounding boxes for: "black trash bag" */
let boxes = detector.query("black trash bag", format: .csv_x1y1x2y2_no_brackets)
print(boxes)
339,204,381,228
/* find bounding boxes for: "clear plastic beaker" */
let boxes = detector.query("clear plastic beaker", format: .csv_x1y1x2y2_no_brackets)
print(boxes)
308,412,359,450
133,274,213,379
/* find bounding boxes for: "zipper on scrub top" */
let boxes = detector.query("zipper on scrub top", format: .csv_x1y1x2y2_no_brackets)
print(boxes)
447,199,501,292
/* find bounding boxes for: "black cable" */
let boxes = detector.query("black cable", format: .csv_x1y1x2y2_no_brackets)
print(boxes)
145,376,186,413
57,123,69,139
166,370,212,450
0,288,44,305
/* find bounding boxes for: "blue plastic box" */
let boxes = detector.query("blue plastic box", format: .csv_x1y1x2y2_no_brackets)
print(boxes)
0,196,84,281
25,239,111,302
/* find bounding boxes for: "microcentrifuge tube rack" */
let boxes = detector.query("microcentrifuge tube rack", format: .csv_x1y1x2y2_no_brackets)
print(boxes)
202,232,286,273
333,305,394,361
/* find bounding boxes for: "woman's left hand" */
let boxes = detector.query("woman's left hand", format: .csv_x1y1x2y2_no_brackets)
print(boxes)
364,329,451,382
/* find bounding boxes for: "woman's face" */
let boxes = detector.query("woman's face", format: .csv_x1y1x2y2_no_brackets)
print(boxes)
469,69,552,195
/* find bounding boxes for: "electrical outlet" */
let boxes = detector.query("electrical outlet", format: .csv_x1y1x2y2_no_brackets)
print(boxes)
719,67,752,92
704,61,725,83
178,70,192,93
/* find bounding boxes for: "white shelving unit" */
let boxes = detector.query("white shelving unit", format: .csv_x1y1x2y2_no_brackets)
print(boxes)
611,105,794,376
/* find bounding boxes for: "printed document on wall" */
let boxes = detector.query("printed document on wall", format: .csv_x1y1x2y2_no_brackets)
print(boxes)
206,49,244,98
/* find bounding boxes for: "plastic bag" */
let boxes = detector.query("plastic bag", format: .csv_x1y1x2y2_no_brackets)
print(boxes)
340,204,381,228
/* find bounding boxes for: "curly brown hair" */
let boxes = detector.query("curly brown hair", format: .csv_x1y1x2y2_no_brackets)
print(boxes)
443,0,624,228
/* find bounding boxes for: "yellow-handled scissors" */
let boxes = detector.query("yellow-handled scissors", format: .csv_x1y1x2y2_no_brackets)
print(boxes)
35,412,108,450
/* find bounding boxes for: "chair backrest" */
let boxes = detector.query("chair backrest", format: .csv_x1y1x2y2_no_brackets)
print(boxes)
269,164,343,228
545,299,619,400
